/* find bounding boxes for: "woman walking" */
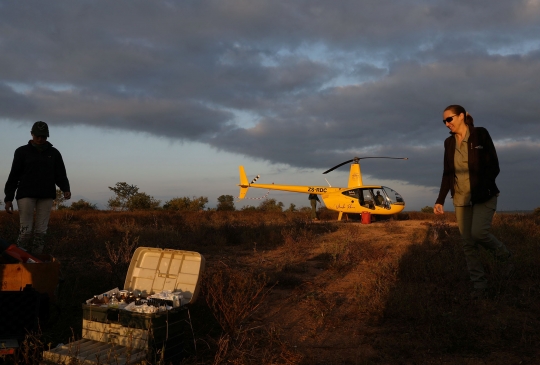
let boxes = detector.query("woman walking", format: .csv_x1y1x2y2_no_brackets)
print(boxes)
434,105,512,299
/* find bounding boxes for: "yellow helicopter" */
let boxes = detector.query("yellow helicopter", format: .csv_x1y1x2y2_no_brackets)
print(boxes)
238,157,408,220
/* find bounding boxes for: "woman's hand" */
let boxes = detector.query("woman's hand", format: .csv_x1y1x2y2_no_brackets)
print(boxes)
434,204,444,215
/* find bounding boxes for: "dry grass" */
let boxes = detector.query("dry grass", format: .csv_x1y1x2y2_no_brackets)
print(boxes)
1,210,539,364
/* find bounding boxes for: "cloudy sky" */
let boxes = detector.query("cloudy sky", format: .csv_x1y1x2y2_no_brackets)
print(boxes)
1,0,539,211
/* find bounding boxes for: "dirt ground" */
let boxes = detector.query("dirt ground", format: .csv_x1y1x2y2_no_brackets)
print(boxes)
206,220,433,364
201,217,537,365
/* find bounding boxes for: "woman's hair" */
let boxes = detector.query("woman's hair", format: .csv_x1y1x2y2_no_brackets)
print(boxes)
444,104,474,127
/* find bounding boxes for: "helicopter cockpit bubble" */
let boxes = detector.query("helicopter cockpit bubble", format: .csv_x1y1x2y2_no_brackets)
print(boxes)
383,186,404,205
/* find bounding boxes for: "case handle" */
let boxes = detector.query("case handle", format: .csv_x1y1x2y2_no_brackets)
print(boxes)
157,272,177,278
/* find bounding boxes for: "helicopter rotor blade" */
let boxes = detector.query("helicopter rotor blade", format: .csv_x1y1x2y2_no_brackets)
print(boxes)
322,157,408,174
322,159,354,174
358,157,408,161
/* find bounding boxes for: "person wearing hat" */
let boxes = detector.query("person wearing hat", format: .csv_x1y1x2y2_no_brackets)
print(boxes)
4,121,71,254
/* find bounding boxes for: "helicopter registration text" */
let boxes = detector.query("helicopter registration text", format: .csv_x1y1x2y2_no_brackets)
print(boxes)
307,187,327,193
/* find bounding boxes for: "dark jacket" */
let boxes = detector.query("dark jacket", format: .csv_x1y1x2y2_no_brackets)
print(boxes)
308,194,320,202
435,127,499,206
4,141,70,202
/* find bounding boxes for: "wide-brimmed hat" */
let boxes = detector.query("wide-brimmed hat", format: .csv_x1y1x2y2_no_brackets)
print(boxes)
31,121,49,137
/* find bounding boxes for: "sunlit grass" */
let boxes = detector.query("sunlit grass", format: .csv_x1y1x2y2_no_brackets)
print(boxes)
0,210,538,364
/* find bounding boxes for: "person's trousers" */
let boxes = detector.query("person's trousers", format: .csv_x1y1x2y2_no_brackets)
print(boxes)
310,200,317,219
455,196,510,289
16,197,54,254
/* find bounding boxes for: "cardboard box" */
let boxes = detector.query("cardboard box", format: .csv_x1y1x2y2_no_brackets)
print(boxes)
1,254,58,355
43,247,204,364
0,255,60,301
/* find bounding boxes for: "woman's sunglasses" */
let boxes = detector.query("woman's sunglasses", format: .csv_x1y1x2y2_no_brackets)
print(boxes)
443,114,458,124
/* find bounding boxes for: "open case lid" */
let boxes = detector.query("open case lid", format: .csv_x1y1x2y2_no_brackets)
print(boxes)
124,247,205,304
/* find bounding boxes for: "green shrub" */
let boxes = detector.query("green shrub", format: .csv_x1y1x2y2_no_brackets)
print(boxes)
217,195,236,211
70,199,98,210
257,198,284,212
163,196,208,211
126,192,161,211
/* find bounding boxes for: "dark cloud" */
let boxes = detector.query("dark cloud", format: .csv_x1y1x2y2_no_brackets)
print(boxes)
0,83,37,116
210,53,540,158
1,0,539,209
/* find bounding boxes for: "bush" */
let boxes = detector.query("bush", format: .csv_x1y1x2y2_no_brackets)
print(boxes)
69,199,98,211
107,182,139,210
286,203,297,212
126,192,161,211
258,199,284,212
203,265,272,336
217,195,236,211
106,182,160,211
163,196,208,211
421,206,434,213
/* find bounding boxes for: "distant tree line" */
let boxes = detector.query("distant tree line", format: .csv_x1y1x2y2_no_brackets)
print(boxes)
54,187,540,214
53,182,308,212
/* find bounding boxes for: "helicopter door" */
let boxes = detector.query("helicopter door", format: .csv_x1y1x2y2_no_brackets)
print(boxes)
360,189,376,210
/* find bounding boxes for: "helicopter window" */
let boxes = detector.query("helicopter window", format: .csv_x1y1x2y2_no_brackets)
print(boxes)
372,189,385,206
371,189,391,209
341,189,377,209
342,189,360,199
361,189,375,210
383,186,405,205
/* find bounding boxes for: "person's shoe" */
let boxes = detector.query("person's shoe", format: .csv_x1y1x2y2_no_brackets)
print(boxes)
495,247,513,262
470,288,487,300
